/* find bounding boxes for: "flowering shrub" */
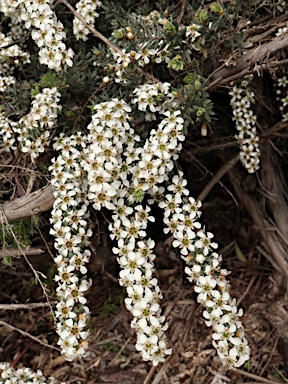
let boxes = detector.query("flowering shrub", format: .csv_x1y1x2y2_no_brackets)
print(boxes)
0,0,287,381
47,87,250,366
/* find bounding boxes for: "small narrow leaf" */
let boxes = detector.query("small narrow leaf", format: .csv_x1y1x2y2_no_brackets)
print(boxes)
235,242,248,262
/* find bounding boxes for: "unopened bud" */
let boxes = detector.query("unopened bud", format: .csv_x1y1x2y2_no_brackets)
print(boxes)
127,32,134,40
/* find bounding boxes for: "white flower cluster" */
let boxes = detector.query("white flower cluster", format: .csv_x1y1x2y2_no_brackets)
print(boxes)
158,171,250,368
131,83,249,367
134,10,161,27
0,87,61,161
0,0,74,70
132,82,176,121
101,11,177,84
0,31,30,92
105,15,203,84
114,114,188,365
108,44,172,84
6,9,27,41
274,74,288,122
73,0,102,41
84,99,131,208
49,93,179,364
50,132,92,361
0,362,65,384
49,99,138,360
104,96,189,364
229,79,260,173
49,82,249,368
110,208,172,366
85,98,172,365
0,0,28,44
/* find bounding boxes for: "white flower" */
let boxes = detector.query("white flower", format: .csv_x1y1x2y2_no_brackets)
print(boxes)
159,193,182,217
173,230,195,255
194,275,217,302
194,231,218,255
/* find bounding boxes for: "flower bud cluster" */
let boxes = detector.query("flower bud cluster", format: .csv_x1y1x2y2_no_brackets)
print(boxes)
273,73,288,122
229,79,260,173
108,48,131,83
0,87,61,159
73,0,102,41
0,31,30,91
0,362,65,384
158,171,250,368
50,132,92,360
1,0,74,70
109,45,170,83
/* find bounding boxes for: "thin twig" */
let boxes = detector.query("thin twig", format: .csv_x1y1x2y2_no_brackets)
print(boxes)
0,208,54,314
0,302,57,310
53,0,121,53
151,356,172,384
108,337,132,366
236,275,257,307
0,320,61,351
235,368,282,384
11,341,34,368
0,247,45,258
177,0,187,24
183,150,239,204
80,83,104,114
0,31,31,50
197,154,240,202
187,140,237,156
143,365,157,384
73,83,105,131
26,174,36,195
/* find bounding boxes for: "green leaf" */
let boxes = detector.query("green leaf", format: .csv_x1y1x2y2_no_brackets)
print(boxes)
235,242,248,262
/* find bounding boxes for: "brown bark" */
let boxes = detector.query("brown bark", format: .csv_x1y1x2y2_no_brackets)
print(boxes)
229,152,288,280
211,33,288,88
0,184,54,223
